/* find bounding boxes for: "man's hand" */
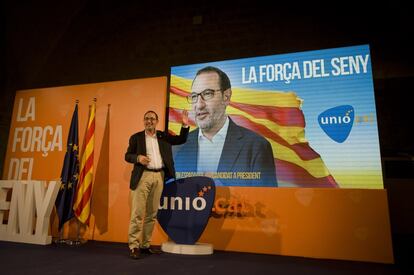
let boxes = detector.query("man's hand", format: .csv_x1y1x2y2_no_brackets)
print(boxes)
182,110,189,127
137,155,151,165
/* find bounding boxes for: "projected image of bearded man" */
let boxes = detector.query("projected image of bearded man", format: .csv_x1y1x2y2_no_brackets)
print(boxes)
174,66,277,187
193,72,228,140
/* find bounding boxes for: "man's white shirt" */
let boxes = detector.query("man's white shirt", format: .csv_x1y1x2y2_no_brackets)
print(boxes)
145,132,163,169
197,117,229,172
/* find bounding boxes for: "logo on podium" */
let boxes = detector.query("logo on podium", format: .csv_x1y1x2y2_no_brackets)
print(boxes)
158,176,215,254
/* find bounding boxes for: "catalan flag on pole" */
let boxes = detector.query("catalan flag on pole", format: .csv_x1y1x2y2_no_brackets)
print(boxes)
55,103,80,230
73,101,96,225
168,75,338,188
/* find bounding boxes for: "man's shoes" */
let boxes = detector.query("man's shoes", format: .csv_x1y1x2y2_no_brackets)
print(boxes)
129,248,141,259
140,247,163,255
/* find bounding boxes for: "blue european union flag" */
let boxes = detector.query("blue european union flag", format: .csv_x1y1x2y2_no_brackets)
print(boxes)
55,104,80,230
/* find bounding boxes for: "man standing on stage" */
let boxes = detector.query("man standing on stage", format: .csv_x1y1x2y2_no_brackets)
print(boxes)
125,110,189,259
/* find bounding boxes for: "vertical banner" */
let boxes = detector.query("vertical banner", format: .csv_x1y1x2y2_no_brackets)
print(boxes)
2,77,168,242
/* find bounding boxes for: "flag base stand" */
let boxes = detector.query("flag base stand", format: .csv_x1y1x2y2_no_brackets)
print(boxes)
53,237,69,245
52,237,87,246
66,219,88,246
53,230,68,245
161,241,213,255
55,219,87,246
66,238,87,246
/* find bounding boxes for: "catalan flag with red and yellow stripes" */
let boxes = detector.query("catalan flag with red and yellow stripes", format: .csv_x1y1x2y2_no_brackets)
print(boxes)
73,102,95,224
169,75,338,188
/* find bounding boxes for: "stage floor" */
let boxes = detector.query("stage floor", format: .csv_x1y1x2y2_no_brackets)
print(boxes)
0,240,409,275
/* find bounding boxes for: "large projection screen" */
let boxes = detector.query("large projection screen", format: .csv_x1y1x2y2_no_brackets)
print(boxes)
168,45,383,189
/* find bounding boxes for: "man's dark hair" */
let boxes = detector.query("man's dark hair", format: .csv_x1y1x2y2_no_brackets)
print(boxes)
143,110,158,120
193,66,231,91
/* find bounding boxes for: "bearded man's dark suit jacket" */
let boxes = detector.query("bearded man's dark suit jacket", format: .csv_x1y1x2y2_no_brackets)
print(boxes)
174,118,277,186
125,127,189,190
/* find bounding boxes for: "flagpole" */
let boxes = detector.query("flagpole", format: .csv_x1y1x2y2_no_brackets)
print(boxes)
67,99,82,246
55,101,80,246
70,98,82,246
